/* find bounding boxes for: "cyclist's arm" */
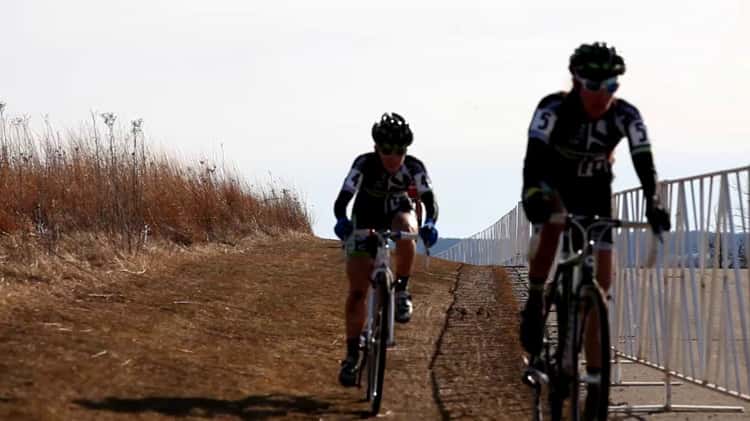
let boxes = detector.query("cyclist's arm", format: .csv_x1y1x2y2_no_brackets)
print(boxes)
407,157,439,223
618,100,658,199
632,152,657,199
420,191,438,223
334,156,366,220
523,95,561,196
523,139,556,194
334,190,354,220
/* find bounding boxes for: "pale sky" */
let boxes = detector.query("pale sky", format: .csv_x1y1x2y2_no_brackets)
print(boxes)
2,1,748,238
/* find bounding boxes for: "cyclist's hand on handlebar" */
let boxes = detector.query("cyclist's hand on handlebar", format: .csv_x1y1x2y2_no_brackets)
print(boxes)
522,182,556,224
334,218,353,241
419,219,438,248
646,196,671,235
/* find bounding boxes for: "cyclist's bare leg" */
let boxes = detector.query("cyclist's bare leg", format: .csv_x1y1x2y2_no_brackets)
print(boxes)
529,197,566,282
521,198,565,354
345,256,374,340
392,211,418,278
528,222,565,280
392,211,418,322
596,248,613,291
584,248,613,370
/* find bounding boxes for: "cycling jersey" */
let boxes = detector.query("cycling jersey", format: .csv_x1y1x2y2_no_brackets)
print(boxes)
522,91,659,249
334,152,438,230
523,91,658,210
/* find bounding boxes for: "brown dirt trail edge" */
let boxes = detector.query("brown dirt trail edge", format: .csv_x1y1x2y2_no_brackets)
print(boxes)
0,237,531,420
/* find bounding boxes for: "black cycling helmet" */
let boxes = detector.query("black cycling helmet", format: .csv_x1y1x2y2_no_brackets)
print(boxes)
569,42,625,81
371,112,413,146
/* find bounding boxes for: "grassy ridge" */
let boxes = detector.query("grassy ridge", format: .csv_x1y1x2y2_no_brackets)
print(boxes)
0,109,311,252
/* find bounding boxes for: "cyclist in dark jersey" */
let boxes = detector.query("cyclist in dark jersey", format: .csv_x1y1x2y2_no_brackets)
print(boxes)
519,42,671,396
333,112,439,387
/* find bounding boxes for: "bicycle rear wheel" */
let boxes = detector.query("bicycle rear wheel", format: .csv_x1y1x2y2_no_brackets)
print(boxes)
365,280,390,416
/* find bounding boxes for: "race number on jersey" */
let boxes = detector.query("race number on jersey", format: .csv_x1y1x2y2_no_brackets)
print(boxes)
413,172,433,195
627,120,650,148
342,168,363,193
529,108,557,143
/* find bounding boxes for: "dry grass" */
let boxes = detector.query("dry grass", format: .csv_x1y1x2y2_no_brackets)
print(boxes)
0,108,311,263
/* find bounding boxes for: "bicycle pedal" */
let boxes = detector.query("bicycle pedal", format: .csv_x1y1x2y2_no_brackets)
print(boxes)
522,374,537,388
522,367,549,387
522,373,538,388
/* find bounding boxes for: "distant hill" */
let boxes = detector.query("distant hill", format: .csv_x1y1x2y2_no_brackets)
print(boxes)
625,231,747,268
419,237,461,255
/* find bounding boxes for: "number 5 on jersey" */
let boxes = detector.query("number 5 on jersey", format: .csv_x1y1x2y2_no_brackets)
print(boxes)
628,121,650,145
529,109,557,143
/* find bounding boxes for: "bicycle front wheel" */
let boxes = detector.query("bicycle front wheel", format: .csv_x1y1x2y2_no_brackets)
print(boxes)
577,286,611,421
366,281,390,416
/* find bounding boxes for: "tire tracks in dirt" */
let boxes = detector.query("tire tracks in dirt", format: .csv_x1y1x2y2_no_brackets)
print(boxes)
429,265,533,420
428,263,463,421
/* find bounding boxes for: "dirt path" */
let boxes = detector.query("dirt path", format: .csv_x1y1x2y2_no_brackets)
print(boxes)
6,235,742,420
0,237,532,420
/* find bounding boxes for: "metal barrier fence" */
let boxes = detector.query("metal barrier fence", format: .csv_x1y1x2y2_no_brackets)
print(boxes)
435,202,532,266
610,166,749,413
435,165,750,412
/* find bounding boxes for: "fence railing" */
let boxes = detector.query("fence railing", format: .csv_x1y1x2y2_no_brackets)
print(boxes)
435,165,750,409
435,202,531,266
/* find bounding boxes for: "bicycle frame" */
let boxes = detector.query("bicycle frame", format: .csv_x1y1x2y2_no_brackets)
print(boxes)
353,229,420,348
559,217,615,369
525,214,656,421
366,232,395,348
349,228,420,414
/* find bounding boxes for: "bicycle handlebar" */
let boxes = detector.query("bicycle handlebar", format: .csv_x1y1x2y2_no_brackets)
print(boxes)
350,228,421,243
555,214,655,236
560,214,649,230
553,213,660,268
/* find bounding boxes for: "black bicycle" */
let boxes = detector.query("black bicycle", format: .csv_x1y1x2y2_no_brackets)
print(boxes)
522,214,656,421
350,228,421,416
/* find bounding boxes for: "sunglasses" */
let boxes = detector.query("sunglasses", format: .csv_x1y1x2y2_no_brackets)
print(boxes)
378,143,407,155
576,75,619,94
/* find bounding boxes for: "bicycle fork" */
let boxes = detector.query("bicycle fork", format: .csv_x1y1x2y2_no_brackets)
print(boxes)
366,272,396,348
562,301,582,377
561,259,595,377
387,288,395,346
